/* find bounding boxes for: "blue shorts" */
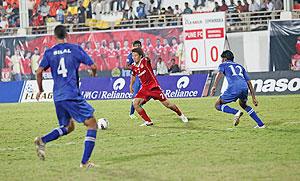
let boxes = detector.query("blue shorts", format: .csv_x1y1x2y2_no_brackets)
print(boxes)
133,78,141,96
220,88,248,103
54,99,95,126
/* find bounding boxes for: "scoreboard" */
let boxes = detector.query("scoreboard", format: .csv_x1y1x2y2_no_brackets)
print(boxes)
183,12,226,71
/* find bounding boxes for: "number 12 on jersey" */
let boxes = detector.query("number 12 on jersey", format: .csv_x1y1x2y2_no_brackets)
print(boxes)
57,57,68,77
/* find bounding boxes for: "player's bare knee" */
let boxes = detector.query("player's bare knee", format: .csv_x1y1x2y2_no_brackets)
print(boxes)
85,117,98,130
66,120,75,133
239,100,247,109
133,99,141,109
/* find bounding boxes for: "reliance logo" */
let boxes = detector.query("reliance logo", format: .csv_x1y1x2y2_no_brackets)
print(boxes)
113,78,126,91
164,76,198,98
177,76,190,89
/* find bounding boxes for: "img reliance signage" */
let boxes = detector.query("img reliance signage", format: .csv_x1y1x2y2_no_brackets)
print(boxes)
80,74,208,100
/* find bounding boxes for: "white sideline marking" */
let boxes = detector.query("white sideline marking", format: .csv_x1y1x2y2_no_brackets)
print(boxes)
0,141,76,152
282,121,300,125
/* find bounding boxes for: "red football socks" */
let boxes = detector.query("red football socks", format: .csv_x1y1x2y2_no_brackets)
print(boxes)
137,108,152,122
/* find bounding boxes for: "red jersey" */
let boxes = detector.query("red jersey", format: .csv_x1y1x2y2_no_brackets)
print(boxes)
105,49,119,70
21,58,32,74
5,55,12,69
92,49,103,70
162,44,171,62
132,57,160,90
121,47,131,67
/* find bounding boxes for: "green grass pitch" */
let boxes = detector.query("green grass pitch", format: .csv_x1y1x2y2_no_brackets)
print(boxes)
0,95,300,180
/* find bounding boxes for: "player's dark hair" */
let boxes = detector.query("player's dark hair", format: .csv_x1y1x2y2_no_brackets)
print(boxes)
132,40,142,47
54,25,67,40
221,50,234,61
132,48,144,57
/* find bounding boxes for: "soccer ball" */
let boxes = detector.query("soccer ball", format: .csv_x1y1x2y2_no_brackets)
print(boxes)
97,118,109,130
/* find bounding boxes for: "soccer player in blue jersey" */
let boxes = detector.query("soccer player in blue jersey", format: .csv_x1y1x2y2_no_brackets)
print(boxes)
34,25,98,168
126,40,142,119
210,50,265,128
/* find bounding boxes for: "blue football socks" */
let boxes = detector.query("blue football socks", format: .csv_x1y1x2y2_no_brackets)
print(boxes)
41,127,68,143
245,106,264,126
217,104,239,115
130,103,135,115
81,129,97,164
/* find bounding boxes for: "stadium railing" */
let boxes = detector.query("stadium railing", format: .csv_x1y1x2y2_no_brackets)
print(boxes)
0,10,289,37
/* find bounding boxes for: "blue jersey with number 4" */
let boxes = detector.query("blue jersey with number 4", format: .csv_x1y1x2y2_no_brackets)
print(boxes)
218,61,250,91
39,43,94,102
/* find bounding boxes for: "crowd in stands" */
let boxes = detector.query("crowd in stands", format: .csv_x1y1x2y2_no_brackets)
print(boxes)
0,0,287,32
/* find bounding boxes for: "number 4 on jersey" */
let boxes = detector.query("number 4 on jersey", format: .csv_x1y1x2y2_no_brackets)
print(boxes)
57,57,68,77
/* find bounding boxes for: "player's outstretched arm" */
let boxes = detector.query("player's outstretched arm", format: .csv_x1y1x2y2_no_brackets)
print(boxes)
247,80,258,106
210,72,223,96
129,75,136,94
36,67,44,101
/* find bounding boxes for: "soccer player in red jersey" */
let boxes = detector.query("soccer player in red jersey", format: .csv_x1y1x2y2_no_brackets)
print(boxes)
130,48,188,126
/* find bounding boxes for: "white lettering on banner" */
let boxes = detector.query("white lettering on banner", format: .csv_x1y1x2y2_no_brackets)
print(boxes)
252,78,300,93
21,80,53,102
164,90,198,98
81,91,132,100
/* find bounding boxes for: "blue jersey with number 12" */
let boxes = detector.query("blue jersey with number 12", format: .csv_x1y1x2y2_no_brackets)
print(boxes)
218,61,250,91
39,43,94,102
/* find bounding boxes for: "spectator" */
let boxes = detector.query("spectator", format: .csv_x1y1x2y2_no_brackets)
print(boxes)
236,0,243,12
56,4,65,23
27,0,35,19
266,0,274,11
10,2,19,26
6,4,13,18
242,0,249,12
31,47,40,76
86,0,93,19
274,0,283,10
0,5,5,17
11,50,23,81
0,16,9,30
228,0,237,13
249,0,260,12
4,48,12,70
156,57,168,75
148,0,157,14
151,7,159,15
183,2,193,14
127,6,135,19
168,58,180,73
219,0,228,11
213,2,220,12
21,51,32,80
92,0,102,16
166,6,174,16
157,0,162,9
136,2,146,19
78,1,86,23
194,0,200,10
174,4,182,16
38,1,50,19
160,7,166,15
66,11,74,24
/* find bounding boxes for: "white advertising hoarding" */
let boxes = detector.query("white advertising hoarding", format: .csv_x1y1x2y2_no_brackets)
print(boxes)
20,80,53,102
183,12,226,70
